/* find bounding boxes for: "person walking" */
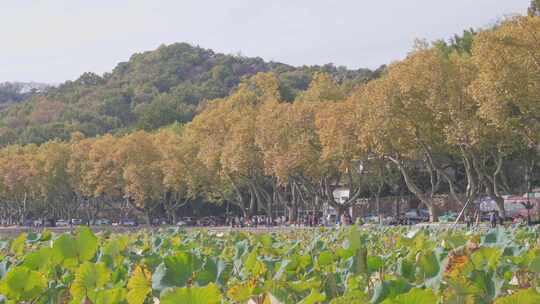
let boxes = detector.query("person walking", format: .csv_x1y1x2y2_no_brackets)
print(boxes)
490,211,498,228
466,211,473,228
340,213,347,226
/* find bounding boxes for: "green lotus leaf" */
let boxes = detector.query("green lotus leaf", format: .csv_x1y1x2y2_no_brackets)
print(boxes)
195,258,218,286
76,226,99,261
398,258,415,281
371,279,412,304
70,262,111,301
318,251,334,267
93,287,126,304
367,255,384,274
416,251,440,279
152,251,201,291
52,227,98,266
329,290,369,304
22,247,54,271
381,287,437,304
127,265,151,304
289,279,321,293
298,289,326,304
494,289,540,304
227,281,256,302
469,270,499,302
9,233,26,256
160,283,222,304
471,247,503,270
244,250,267,277
482,228,508,246
0,266,47,302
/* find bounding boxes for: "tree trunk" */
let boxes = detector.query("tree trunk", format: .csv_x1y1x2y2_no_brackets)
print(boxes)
376,196,382,224
387,156,439,222
171,210,178,225
494,196,505,219
91,199,100,225
337,204,347,217
145,210,152,226
426,203,439,223
287,204,298,224
471,150,506,219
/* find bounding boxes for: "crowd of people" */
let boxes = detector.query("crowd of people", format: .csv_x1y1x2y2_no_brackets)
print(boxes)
225,211,356,228
462,209,531,229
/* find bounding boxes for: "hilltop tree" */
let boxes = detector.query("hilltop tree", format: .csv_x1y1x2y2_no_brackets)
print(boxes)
529,0,540,16
0,43,376,146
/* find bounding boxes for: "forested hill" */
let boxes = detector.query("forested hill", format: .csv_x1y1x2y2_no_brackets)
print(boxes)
0,82,50,106
0,42,379,146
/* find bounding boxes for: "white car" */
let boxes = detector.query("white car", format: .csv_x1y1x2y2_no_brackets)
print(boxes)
71,219,83,225
56,219,70,227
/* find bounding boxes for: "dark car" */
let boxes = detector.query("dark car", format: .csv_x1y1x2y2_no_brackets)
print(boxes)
403,209,429,224
198,217,217,226
180,217,195,226
152,218,168,225
121,219,138,226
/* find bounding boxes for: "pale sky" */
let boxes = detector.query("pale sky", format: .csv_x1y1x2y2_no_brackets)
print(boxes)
0,0,531,83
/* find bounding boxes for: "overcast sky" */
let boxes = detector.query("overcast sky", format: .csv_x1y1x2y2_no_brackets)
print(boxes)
0,0,531,83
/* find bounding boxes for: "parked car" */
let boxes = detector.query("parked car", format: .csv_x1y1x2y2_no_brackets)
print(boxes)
33,219,55,227
121,219,137,226
362,214,380,224
94,219,111,225
71,219,83,225
56,219,70,227
214,215,226,226
181,217,196,226
152,218,168,225
438,212,458,223
403,209,429,224
198,217,217,226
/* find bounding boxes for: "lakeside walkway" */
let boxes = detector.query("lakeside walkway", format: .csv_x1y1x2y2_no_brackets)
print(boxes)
0,223,498,237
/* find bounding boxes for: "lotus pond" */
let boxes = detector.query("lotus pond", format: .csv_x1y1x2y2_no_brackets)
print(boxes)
0,226,540,303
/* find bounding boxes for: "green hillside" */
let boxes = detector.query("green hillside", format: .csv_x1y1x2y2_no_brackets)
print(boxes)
0,43,379,145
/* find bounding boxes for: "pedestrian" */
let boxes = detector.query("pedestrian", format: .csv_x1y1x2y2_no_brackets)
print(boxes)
490,211,498,228
466,211,473,228
513,215,524,227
